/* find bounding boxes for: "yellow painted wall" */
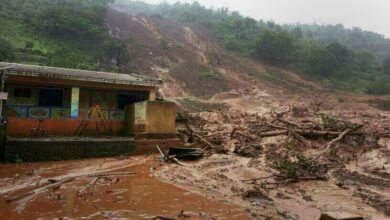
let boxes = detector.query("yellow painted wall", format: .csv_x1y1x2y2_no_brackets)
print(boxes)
148,87,156,101
125,101,177,135
146,101,176,134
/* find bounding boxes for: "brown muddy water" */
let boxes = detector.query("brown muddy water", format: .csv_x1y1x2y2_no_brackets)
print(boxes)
0,157,250,220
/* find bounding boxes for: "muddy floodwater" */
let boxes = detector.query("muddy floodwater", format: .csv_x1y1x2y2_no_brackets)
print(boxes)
0,157,250,220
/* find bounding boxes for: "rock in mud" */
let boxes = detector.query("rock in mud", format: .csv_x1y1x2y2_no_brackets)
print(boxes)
234,142,263,157
242,187,273,203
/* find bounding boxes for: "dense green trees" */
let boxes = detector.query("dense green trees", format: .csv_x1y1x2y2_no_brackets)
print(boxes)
102,41,130,66
383,58,390,75
0,38,16,62
254,30,296,64
354,51,374,72
2,0,390,94
114,0,390,95
304,46,338,77
0,0,128,71
38,4,106,40
326,42,352,68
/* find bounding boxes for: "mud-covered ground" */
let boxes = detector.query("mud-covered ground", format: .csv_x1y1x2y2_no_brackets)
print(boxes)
1,87,390,219
0,131,389,219
164,91,390,220
155,144,389,219
0,157,250,220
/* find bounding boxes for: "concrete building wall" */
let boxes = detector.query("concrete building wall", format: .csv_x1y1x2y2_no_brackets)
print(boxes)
146,101,176,134
124,101,177,137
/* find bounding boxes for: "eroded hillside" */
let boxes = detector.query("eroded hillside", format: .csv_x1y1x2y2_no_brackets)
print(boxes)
107,6,323,100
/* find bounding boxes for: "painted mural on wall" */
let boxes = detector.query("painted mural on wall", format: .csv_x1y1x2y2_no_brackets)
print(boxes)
92,91,116,110
99,111,109,119
7,106,28,118
110,111,125,120
7,86,128,120
29,107,50,119
51,108,70,119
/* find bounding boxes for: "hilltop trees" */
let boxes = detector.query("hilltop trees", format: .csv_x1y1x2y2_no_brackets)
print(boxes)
254,30,296,64
354,51,374,72
38,4,106,40
326,42,352,69
383,58,390,75
113,0,390,94
304,46,338,77
0,38,16,62
0,0,128,70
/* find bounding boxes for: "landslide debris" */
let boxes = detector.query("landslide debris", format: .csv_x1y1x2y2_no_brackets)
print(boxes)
156,105,390,219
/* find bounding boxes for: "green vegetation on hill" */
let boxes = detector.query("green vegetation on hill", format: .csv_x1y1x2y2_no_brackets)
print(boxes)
115,0,390,95
2,0,390,94
0,0,129,71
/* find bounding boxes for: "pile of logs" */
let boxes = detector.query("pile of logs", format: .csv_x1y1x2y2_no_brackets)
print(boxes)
182,109,387,161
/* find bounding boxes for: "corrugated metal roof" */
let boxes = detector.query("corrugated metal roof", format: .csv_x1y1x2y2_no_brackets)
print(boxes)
0,62,161,86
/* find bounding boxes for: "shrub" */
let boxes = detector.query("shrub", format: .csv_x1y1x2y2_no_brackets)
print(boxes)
199,70,221,79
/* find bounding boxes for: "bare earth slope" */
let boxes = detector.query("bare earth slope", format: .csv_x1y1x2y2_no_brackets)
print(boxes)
106,7,323,100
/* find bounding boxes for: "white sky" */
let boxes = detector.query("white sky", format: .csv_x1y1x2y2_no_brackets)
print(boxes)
141,0,390,38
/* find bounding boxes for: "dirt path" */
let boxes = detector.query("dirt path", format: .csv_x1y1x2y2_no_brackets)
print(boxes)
0,157,251,220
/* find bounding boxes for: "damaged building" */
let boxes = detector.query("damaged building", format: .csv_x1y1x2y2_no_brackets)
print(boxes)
0,62,177,161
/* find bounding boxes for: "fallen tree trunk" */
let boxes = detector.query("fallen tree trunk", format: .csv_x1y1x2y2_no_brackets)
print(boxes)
7,171,136,203
258,128,363,138
6,176,76,203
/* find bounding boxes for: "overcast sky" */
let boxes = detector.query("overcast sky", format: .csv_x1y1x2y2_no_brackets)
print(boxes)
141,0,390,38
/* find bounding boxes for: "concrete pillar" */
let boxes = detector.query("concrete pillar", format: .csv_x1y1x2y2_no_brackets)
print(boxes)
148,87,156,101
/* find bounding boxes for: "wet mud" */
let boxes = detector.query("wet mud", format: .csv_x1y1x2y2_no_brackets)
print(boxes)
0,157,250,220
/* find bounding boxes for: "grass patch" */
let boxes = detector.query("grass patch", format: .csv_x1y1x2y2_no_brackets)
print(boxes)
175,42,183,48
199,70,221,79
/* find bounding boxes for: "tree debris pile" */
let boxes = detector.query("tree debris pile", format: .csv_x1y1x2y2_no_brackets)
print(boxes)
158,107,390,218
184,108,385,165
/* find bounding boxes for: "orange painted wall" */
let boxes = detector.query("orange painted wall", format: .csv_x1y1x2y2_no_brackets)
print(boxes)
8,118,124,137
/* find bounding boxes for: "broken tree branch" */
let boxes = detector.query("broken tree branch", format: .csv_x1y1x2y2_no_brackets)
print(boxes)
194,133,217,151
156,145,166,160
277,117,304,128
85,172,136,178
78,177,99,194
290,129,310,148
6,176,76,203
313,128,352,161
259,130,288,137
266,123,288,130
172,157,187,166
232,130,257,141
7,172,136,203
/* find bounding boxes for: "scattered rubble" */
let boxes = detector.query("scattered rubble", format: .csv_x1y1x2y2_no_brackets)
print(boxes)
156,105,390,219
